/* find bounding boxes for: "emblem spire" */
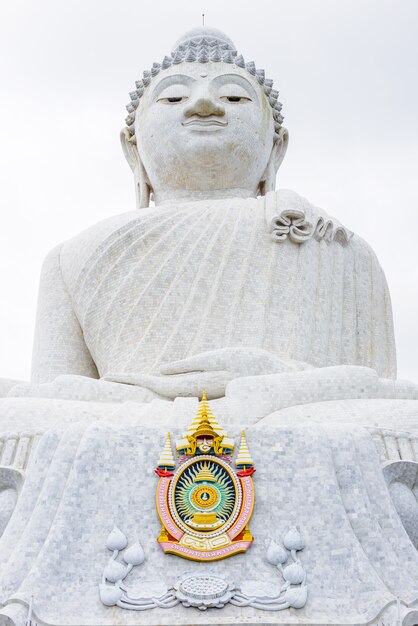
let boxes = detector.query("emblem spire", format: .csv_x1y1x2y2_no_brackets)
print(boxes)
176,391,234,455
157,432,176,471
235,431,254,469
185,389,225,438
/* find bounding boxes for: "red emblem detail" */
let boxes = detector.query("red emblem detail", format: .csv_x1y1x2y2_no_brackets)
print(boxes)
237,467,256,477
154,468,174,477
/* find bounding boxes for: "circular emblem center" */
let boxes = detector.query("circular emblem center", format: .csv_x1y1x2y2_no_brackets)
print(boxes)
169,456,242,537
191,484,219,509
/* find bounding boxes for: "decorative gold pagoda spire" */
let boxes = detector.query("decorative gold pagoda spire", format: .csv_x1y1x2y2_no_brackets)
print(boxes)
176,391,234,455
235,430,253,468
157,432,176,470
185,389,225,438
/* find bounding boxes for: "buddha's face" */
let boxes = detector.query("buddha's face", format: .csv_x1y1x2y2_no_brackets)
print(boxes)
134,62,277,202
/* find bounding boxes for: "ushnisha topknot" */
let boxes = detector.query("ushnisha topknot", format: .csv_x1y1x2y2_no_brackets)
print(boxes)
125,27,284,144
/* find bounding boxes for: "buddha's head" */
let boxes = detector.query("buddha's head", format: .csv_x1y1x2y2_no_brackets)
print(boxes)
121,27,288,207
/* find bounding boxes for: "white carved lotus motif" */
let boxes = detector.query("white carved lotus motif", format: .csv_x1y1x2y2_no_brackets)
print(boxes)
283,561,305,584
106,526,128,551
283,526,305,551
103,559,127,583
99,525,308,612
99,584,123,606
283,583,308,609
123,542,145,566
173,572,235,610
266,539,288,565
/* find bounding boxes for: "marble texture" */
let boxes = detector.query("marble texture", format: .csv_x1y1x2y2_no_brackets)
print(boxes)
29,190,395,396
0,25,417,626
1,406,418,626
99,526,308,611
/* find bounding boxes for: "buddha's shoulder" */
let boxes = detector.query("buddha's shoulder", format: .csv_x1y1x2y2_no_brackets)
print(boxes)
273,189,378,256
273,189,352,237
49,206,163,289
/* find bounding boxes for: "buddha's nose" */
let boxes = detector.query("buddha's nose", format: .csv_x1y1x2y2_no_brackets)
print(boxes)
184,94,225,118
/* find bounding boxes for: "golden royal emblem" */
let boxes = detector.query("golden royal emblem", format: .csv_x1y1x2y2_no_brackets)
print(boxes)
155,392,255,561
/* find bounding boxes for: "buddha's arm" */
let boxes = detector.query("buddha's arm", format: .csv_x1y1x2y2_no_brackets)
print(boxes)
31,245,99,383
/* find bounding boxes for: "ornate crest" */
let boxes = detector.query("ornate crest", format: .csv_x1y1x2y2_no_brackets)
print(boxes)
155,392,255,561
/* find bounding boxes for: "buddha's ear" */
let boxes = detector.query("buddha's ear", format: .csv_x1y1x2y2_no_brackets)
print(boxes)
259,127,289,195
120,128,151,209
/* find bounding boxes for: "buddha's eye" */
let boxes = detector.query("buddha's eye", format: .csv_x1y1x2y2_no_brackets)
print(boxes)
220,95,252,103
157,96,189,104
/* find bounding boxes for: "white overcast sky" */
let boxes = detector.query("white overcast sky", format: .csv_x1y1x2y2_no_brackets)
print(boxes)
0,0,417,382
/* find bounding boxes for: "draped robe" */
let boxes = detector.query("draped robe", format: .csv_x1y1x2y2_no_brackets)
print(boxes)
32,190,396,384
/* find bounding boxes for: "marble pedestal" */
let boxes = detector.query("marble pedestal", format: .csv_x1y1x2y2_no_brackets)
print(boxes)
0,391,417,626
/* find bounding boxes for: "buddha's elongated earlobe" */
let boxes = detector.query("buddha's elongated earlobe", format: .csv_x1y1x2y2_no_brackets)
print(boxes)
259,127,289,196
135,159,151,209
120,128,152,209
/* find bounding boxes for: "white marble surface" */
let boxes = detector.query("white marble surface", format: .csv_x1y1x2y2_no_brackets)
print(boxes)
29,190,395,396
0,25,417,626
0,405,418,625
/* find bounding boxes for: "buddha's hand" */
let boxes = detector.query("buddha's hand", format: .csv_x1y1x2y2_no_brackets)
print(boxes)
105,348,309,399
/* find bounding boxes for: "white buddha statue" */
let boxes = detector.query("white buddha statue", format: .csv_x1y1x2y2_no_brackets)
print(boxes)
24,27,396,400
0,27,417,626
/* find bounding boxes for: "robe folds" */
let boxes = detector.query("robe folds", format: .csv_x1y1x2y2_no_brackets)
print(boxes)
34,189,396,383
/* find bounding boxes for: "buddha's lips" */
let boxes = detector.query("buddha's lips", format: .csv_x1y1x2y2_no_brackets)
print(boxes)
182,117,227,128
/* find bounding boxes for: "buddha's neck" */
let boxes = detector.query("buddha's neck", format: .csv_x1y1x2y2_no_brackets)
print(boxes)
153,187,258,207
